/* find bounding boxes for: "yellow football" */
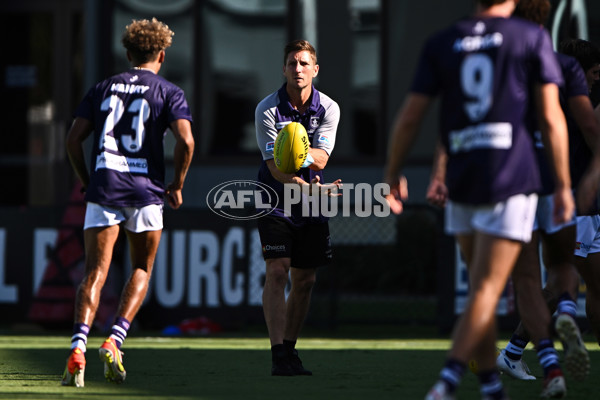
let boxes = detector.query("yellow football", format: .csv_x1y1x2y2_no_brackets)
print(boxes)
274,122,309,174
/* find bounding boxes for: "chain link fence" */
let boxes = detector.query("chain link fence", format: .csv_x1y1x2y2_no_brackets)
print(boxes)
308,205,449,330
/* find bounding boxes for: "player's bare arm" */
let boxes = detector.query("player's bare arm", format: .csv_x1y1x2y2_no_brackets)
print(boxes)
165,118,194,210
384,93,431,183
426,140,448,208
569,95,600,212
535,83,574,223
383,93,431,213
307,148,329,171
570,95,600,151
66,117,94,190
266,159,341,196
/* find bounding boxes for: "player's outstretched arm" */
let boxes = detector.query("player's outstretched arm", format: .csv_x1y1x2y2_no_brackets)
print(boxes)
309,175,342,197
66,117,94,191
266,159,341,197
166,118,194,210
266,159,307,186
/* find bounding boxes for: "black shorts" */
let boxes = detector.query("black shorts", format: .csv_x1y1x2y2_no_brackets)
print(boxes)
257,215,332,269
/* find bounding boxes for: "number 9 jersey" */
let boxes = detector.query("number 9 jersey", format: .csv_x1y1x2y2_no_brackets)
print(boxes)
410,17,563,205
74,69,192,207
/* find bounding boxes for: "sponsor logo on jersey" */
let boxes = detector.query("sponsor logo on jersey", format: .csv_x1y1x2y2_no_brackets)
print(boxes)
449,122,512,154
95,152,148,174
576,241,591,252
262,244,286,253
266,141,274,152
318,136,330,144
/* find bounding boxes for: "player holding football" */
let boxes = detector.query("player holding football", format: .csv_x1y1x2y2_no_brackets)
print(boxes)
255,39,341,376
61,18,194,387
383,0,573,399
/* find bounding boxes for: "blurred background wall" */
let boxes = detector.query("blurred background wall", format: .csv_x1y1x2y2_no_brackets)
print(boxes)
0,0,598,333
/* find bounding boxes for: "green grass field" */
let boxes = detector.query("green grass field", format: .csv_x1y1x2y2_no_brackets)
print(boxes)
0,331,597,400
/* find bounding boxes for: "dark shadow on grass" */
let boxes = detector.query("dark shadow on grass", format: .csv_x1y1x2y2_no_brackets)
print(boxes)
0,348,597,400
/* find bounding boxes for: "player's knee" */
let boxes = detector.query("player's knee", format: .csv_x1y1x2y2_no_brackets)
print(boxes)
292,272,316,293
266,262,290,287
131,263,152,273
127,265,152,283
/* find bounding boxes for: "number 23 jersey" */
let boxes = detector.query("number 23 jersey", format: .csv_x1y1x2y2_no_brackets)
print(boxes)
411,16,563,205
74,69,192,207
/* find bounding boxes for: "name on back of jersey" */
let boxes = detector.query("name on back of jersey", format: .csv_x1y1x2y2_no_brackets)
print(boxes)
111,83,150,95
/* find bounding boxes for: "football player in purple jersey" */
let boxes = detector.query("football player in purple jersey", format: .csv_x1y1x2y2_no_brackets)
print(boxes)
255,40,341,376
383,1,574,399
494,0,598,388
559,38,600,348
61,18,194,387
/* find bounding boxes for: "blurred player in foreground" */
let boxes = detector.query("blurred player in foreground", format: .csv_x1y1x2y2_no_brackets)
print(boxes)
62,18,194,387
559,38,600,347
494,1,599,390
255,40,341,376
383,0,573,398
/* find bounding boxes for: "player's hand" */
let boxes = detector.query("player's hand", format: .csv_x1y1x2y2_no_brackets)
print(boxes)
165,183,183,209
426,178,448,208
385,175,408,215
553,186,575,224
310,175,342,197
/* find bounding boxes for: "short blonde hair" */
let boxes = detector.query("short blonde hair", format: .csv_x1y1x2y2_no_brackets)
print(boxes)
283,39,317,65
121,18,174,63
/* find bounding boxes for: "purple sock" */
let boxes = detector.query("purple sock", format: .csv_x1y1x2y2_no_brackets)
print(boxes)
109,317,130,349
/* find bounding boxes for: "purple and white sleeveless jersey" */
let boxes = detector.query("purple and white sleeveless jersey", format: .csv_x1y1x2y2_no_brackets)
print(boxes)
74,69,192,207
255,83,340,226
411,17,563,204
533,53,589,196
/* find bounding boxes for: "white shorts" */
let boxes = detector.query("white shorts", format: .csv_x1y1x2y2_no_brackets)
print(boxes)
532,193,576,234
84,202,164,233
445,193,538,242
574,215,600,258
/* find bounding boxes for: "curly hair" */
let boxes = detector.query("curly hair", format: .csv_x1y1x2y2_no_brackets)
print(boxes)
121,18,174,63
513,0,551,25
560,38,600,72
